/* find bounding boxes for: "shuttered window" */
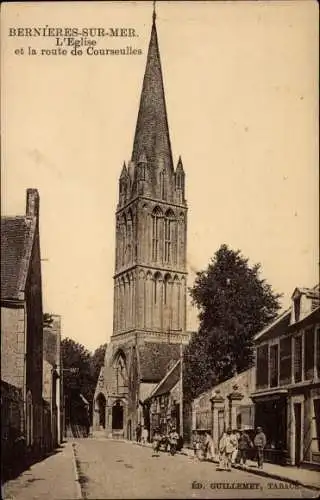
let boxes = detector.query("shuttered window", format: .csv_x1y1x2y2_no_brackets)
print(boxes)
304,328,315,380
269,344,279,387
294,335,302,383
280,336,292,385
256,344,269,389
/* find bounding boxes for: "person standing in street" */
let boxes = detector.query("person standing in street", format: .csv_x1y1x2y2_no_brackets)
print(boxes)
204,431,215,462
192,431,201,460
254,426,267,469
169,427,179,456
237,428,253,467
224,428,235,471
136,423,141,443
217,430,227,470
152,428,161,457
231,429,240,464
141,426,149,445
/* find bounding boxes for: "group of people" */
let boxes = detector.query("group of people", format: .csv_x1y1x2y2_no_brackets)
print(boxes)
192,426,267,470
136,424,149,445
136,423,182,457
152,427,180,457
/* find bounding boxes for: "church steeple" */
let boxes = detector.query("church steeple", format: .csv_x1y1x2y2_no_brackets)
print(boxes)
131,6,173,176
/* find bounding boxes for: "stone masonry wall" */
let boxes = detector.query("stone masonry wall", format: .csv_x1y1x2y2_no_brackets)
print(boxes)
1,305,25,389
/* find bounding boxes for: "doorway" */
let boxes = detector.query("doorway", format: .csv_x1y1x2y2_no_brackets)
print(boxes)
96,393,106,429
294,403,302,466
112,401,124,430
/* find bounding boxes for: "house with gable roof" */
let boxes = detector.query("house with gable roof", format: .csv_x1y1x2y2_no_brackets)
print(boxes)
1,189,45,463
252,284,320,467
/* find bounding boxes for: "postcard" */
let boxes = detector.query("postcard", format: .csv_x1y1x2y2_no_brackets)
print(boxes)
1,1,319,499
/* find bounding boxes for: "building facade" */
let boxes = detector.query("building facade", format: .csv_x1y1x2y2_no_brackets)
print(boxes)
191,368,255,448
146,359,182,440
43,314,62,450
252,285,320,467
93,11,189,439
1,189,44,463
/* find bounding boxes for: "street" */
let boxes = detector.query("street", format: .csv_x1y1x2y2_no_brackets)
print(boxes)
74,439,317,499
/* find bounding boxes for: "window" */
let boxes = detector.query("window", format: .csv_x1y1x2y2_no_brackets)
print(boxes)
294,335,302,383
152,207,162,262
256,344,269,389
164,211,175,264
304,328,315,380
154,278,157,304
279,336,292,385
294,297,301,323
270,344,279,387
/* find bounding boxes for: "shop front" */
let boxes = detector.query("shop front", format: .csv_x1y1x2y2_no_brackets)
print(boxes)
253,392,289,465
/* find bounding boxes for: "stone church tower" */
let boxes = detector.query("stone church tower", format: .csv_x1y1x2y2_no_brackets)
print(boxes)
93,9,189,439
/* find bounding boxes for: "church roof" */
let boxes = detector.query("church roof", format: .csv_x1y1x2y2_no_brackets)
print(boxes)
131,14,173,172
139,342,181,383
149,359,181,399
1,216,37,300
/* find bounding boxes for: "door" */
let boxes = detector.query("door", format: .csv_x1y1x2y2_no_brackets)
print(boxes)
294,403,302,466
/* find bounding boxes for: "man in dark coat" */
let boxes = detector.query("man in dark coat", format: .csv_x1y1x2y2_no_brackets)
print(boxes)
254,426,267,468
238,429,253,466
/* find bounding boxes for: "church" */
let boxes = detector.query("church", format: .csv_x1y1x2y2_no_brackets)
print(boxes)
93,8,190,440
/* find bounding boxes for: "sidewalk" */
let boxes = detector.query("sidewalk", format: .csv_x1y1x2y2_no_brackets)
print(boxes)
135,441,320,491
233,459,320,491
3,442,81,500
181,446,320,491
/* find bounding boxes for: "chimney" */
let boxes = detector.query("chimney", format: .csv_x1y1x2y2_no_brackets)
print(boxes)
26,188,40,219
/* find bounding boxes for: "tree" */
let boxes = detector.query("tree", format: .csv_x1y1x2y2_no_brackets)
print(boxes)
90,343,108,383
184,244,281,402
61,338,95,405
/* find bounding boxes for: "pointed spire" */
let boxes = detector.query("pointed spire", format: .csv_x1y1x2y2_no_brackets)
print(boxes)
176,155,184,171
132,5,173,172
120,161,127,178
152,0,156,24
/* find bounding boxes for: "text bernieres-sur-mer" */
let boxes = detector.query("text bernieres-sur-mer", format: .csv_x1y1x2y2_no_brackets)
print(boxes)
8,27,137,38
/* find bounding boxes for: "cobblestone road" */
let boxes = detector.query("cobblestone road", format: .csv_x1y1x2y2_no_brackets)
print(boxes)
74,439,318,499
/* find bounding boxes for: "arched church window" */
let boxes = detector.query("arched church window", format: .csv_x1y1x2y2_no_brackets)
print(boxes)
152,207,163,262
126,211,133,264
121,214,127,266
164,210,175,264
153,272,162,305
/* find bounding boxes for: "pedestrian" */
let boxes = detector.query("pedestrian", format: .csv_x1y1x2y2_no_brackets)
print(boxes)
168,427,179,456
204,431,215,462
141,426,148,445
192,431,201,460
136,424,141,443
254,426,267,469
152,428,161,457
217,430,227,470
231,429,240,464
237,428,253,467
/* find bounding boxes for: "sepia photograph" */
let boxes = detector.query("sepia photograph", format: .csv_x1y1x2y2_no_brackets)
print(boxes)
1,0,319,498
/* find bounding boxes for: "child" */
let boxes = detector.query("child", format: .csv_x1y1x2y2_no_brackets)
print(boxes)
192,431,201,460
152,428,161,457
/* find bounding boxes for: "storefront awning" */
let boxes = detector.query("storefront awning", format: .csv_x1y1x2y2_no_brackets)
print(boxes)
251,389,288,401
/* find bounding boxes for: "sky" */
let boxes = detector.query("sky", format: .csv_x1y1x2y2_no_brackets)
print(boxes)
1,1,319,352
